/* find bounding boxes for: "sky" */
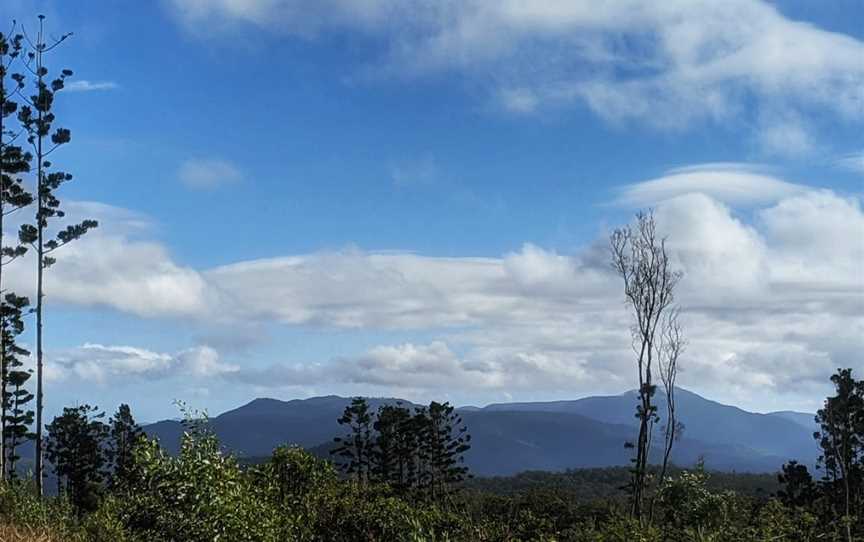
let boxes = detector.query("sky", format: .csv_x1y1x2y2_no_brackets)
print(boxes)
2,0,862,423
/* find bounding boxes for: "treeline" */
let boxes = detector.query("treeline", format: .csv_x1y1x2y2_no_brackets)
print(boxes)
330,398,471,502
467,466,780,501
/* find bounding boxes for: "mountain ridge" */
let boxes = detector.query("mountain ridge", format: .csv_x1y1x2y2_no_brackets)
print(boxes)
142,388,817,476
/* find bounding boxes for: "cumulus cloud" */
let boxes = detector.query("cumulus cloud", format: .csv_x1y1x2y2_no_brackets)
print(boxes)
3,201,209,319
178,158,244,189
165,0,864,146
217,187,863,411
617,163,808,207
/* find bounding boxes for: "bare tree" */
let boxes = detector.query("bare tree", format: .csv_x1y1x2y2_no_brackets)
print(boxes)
657,308,684,488
610,210,683,522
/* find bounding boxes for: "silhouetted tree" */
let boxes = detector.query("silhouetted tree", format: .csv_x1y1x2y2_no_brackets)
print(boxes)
0,24,34,481
15,15,97,495
45,404,109,514
1,294,32,480
814,368,863,542
331,397,374,485
107,403,143,488
371,402,414,492
418,401,471,503
610,210,683,523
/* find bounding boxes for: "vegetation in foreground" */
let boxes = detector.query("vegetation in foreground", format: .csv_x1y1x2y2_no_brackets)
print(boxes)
0,368,859,541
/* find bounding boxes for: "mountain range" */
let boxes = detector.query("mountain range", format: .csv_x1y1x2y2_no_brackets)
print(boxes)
142,388,819,477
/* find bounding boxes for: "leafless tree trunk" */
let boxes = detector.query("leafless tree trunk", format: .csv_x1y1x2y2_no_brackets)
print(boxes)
610,210,683,524
650,307,685,521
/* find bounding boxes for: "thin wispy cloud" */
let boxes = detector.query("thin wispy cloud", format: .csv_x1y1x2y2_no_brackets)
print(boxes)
834,150,864,175
178,158,244,189
65,80,119,92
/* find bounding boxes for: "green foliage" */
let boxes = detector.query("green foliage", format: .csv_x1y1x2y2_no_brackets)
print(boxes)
117,421,282,542
44,404,109,514
813,368,864,540
107,404,143,489
2,373,862,541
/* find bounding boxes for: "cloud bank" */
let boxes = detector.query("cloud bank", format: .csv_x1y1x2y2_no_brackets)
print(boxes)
22,164,862,410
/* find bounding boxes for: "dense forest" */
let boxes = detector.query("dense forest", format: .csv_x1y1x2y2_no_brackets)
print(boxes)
1,15,863,542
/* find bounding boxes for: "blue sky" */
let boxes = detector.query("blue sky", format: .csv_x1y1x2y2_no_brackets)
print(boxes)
3,0,863,422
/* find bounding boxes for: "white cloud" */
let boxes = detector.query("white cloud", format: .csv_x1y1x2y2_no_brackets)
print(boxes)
13,180,861,410
3,202,209,319
216,186,862,411
178,158,244,189
50,343,238,385
165,0,864,145
617,163,808,207
65,80,119,92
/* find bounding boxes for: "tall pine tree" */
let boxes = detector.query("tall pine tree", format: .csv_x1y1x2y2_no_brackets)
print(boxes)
331,397,374,486
419,401,471,503
107,403,143,488
0,24,34,482
371,403,415,493
15,15,97,495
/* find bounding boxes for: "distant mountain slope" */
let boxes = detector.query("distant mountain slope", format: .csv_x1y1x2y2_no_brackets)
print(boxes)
143,389,814,475
767,410,817,432
483,388,818,466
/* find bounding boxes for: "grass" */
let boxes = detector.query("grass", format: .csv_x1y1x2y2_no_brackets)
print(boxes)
0,523,61,541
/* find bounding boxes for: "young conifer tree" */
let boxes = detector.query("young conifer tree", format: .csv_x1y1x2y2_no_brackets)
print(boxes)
107,403,143,488
1,293,33,480
16,16,97,495
331,397,374,485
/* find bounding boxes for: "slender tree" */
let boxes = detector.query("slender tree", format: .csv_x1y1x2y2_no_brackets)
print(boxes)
0,24,33,481
331,397,375,486
1,293,33,480
610,210,682,522
814,368,863,542
15,16,97,495
418,401,471,504
657,307,685,488
44,404,109,514
107,403,143,488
